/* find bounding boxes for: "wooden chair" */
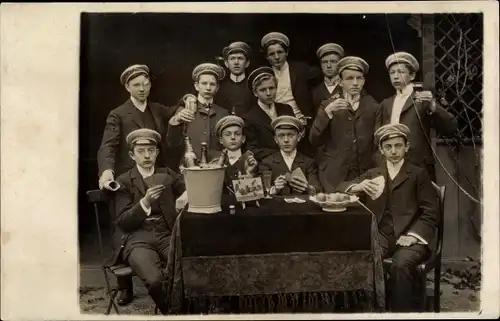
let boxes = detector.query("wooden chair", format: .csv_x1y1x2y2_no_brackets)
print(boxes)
86,189,134,315
383,182,446,312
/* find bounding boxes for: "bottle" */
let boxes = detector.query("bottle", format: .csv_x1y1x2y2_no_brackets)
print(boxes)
183,135,197,168
200,142,208,167
215,149,228,167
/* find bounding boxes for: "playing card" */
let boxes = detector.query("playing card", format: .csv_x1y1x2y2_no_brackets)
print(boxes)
291,167,307,182
284,172,293,183
144,173,169,188
370,175,385,200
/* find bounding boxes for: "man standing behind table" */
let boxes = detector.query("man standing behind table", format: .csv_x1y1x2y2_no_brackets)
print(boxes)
98,64,179,188
112,128,187,315
242,66,295,162
336,123,438,312
309,56,380,192
215,41,255,116
377,52,458,181
312,43,345,111
214,114,258,194
261,31,322,119
97,64,178,305
259,115,322,196
261,32,322,157
167,63,229,161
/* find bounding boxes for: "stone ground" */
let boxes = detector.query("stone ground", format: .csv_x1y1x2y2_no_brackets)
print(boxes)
79,228,481,315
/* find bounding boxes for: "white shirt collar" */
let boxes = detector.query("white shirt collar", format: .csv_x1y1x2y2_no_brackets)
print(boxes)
281,149,297,160
257,100,275,110
386,159,405,180
257,100,277,119
273,61,289,73
230,73,246,83
197,95,214,106
227,149,242,165
324,75,340,87
137,165,155,178
131,96,147,112
397,83,414,97
280,149,297,171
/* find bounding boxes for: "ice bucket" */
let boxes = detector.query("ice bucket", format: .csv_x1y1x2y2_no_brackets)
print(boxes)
183,166,226,214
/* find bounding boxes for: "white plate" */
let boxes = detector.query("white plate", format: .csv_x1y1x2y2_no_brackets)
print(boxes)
309,194,359,212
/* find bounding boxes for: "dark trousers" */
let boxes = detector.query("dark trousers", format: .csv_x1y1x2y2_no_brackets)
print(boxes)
123,218,172,314
379,231,429,312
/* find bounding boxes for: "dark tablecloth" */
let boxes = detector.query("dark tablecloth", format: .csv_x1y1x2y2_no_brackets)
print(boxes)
164,197,385,314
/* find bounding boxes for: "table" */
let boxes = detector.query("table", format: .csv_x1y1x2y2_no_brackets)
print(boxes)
164,197,385,314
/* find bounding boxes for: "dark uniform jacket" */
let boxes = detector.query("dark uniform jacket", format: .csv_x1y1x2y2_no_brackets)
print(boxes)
312,82,341,114
215,77,255,116
284,61,323,118
258,151,323,195
336,162,439,251
376,91,458,168
242,102,295,162
107,166,185,265
97,99,179,176
309,92,380,192
166,102,229,162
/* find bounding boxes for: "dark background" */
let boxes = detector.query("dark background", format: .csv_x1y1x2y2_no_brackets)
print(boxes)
78,13,421,238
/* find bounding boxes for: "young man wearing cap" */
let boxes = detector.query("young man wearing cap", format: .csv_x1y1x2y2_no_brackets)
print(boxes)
377,52,458,181
336,123,438,312
242,66,296,162
310,56,380,192
312,43,345,112
97,64,179,305
261,32,322,120
215,41,255,116
167,63,229,161
259,115,322,196
214,115,258,194
111,128,187,314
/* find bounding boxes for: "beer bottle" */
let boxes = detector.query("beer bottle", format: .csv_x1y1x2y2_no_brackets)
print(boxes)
215,149,228,167
183,135,197,168
200,142,208,167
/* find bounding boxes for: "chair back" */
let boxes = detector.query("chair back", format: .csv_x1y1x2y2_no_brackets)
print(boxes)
431,182,446,258
86,189,112,263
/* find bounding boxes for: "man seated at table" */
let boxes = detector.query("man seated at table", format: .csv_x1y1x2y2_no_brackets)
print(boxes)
113,128,187,315
260,115,322,196
214,114,258,194
336,123,438,312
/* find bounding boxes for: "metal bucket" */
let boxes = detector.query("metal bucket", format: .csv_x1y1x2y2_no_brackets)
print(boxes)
183,166,226,214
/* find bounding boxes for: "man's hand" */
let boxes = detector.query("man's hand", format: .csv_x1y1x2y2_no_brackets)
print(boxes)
324,98,349,118
415,90,437,113
396,235,418,247
350,179,380,196
274,175,287,191
245,153,258,174
175,191,189,212
169,108,195,125
142,185,166,208
289,176,309,193
99,169,114,190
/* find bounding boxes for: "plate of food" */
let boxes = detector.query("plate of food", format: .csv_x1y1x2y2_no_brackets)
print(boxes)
309,192,359,212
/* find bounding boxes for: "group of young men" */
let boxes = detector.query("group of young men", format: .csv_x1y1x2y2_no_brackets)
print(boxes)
95,31,458,313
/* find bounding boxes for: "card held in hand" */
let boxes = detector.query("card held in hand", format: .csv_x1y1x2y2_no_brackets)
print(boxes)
144,173,169,188
291,167,307,182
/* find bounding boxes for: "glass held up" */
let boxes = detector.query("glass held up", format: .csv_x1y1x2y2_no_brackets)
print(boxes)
262,170,273,199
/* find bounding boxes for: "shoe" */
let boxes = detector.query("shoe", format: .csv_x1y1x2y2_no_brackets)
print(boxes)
116,289,134,306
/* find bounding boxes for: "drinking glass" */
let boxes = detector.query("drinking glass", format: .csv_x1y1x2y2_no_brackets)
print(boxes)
262,171,273,199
